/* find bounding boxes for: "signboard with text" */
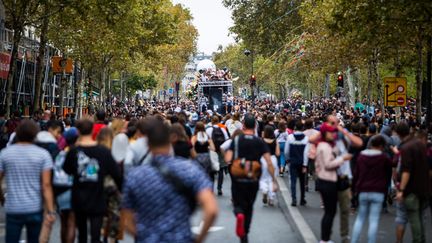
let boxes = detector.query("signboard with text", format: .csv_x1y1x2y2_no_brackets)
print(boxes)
0,52,11,79
384,77,407,107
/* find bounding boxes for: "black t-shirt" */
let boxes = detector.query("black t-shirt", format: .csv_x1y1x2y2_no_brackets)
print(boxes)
264,139,277,156
229,134,270,161
173,141,192,159
400,138,431,198
63,145,123,215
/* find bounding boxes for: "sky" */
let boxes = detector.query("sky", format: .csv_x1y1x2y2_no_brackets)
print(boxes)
172,0,235,55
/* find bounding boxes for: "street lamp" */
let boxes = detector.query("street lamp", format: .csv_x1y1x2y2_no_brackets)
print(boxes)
244,49,255,103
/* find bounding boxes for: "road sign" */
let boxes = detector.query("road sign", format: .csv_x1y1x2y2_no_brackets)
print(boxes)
168,88,174,95
52,56,73,74
384,77,407,107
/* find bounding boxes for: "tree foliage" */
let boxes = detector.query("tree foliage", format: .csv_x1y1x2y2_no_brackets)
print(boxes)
221,0,432,120
3,0,197,114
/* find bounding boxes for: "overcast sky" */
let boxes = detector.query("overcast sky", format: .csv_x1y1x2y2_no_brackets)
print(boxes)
172,0,235,55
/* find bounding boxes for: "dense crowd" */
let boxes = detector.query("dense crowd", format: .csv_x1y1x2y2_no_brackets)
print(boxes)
0,95,430,243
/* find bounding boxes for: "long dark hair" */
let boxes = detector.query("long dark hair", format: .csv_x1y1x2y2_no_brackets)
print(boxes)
263,125,275,139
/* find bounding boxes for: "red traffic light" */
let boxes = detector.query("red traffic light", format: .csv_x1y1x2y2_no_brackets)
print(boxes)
337,74,344,87
250,75,256,86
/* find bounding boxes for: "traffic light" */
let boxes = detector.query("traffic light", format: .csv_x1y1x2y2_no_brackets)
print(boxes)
175,81,180,92
337,74,344,87
250,74,256,86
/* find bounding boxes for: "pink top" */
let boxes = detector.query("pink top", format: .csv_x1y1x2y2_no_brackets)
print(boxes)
315,142,345,182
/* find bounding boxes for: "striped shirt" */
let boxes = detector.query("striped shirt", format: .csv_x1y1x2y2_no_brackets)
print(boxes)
0,144,53,214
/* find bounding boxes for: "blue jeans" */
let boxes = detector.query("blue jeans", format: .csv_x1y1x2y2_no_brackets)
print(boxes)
351,192,384,243
278,142,286,168
6,211,43,243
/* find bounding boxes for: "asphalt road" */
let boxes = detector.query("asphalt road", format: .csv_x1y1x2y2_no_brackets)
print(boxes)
3,171,430,243
282,174,432,243
0,176,301,243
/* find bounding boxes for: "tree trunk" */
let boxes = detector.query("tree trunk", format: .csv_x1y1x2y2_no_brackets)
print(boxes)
324,73,330,98
371,49,384,119
58,74,66,117
426,36,432,128
416,35,423,123
5,30,22,117
395,47,402,77
367,58,373,105
346,66,355,107
33,11,49,113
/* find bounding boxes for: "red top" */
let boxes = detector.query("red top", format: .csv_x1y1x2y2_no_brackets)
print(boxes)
92,123,106,141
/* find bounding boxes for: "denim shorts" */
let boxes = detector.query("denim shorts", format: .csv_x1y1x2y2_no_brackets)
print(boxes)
395,201,408,225
56,190,72,211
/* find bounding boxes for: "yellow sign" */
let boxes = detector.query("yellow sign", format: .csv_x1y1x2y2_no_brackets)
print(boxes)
384,77,407,107
52,56,73,74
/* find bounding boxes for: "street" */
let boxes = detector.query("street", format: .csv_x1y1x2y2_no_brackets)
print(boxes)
282,175,432,243
0,171,431,242
0,176,301,243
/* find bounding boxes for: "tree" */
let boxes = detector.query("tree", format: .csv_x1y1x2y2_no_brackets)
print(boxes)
3,0,41,116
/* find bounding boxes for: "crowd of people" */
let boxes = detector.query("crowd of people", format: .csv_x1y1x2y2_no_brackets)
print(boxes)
198,68,232,82
0,95,430,243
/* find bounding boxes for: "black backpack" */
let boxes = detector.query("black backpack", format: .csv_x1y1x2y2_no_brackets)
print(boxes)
212,127,225,152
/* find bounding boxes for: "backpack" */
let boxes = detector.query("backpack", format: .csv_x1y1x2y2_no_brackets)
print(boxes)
53,151,73,187
229,136,262,180
212,127,225,152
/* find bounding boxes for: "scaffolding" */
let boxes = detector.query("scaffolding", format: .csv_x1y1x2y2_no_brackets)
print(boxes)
0,26,77,115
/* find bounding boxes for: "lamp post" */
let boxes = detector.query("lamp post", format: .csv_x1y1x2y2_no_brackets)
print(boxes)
244,49,255,103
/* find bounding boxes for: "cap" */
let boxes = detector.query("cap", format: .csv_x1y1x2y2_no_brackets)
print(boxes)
320,122,337,133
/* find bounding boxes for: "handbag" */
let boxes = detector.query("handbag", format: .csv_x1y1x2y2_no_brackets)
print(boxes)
337,176,350,191
229,136,262,180
209,150,220,171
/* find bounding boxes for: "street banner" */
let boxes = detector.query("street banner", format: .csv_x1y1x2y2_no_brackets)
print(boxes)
0,52,11,80
384,77,407,107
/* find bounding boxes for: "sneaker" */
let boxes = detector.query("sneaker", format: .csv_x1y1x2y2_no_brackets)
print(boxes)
236,213,245,238
217,190,223,196
268,199,274,206
262,194,268,204
300,200,307,206
240,235,248,243
291,201,297,207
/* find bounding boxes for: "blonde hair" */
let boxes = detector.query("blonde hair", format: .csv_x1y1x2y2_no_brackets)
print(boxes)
110,119,125,135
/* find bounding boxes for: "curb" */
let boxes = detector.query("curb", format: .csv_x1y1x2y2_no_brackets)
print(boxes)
277,177,318,243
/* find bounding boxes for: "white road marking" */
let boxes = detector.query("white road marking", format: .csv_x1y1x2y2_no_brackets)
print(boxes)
277,177,318,243
191,221,224,235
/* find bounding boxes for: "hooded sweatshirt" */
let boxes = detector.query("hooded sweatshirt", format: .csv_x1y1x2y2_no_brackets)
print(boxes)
284,132,309,167
354,149,392,194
